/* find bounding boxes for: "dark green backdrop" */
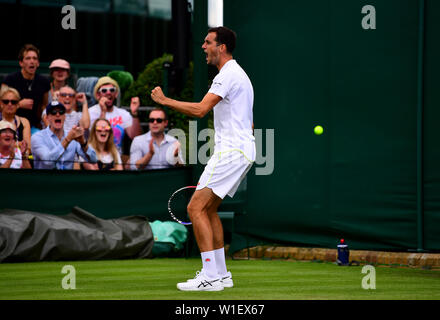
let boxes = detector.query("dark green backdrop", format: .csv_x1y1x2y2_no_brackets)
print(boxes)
221,0,439,251
0,168,192,220
423,0,440,251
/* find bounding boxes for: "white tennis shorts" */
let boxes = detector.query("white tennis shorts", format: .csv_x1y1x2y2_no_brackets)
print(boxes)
196,149,254,199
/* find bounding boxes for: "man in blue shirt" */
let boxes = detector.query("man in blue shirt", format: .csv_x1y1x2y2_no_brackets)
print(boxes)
31,101,97,170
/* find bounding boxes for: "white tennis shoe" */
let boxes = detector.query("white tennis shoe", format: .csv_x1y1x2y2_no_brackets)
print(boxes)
221,271,234,288
177,271,224,291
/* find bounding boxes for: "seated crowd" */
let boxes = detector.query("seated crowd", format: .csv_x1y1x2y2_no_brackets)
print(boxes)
0,44,184,170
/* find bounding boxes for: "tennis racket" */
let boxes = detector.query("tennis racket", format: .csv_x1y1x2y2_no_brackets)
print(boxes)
168,185,196,225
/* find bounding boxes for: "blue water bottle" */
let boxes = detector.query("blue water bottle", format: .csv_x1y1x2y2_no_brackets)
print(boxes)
337,239,350,266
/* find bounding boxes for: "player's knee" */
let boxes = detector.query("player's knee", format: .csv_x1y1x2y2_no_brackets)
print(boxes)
187,202,205,220
187,202,198,218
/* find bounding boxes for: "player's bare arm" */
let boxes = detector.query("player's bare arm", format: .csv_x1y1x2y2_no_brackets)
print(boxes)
151,86,221,118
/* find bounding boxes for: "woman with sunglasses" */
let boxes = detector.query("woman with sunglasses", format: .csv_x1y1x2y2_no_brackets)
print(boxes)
80,118,122,171
0,86,31,155
0,120,31,169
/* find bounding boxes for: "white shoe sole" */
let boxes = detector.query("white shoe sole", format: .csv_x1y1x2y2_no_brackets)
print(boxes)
177,283,224,291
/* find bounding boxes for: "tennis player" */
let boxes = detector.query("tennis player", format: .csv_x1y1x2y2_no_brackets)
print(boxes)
151,26,255,291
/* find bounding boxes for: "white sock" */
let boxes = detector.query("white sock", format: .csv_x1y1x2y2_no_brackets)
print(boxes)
201,251,217,279
214,247,228,277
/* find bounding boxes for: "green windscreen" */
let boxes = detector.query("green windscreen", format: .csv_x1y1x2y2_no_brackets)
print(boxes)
220,0,440,251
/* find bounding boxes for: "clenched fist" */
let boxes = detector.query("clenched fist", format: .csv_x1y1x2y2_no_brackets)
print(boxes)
151,87,167,105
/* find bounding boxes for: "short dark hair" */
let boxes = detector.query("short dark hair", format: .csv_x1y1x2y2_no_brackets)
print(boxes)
149,107,168,120
208,26,237,54
18,44,40,61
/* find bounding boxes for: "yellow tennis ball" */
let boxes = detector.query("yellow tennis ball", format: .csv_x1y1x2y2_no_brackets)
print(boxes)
314,125,324,135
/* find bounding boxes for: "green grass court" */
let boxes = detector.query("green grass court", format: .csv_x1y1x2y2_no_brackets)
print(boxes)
0,258,439,300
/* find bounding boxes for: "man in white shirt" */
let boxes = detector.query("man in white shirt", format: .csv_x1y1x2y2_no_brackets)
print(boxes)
88,76,142,155
151,26,255,291
130,108,183,170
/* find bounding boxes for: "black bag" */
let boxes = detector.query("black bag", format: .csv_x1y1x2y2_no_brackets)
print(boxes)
0,206,154,262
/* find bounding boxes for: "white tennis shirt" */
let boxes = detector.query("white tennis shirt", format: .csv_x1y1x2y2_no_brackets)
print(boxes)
208,59,255,161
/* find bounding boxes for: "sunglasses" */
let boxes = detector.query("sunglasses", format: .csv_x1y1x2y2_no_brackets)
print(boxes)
148,118,165,123
99,87,116,94
2,99,19,105
49,109,65,115
59,93,75,98
96,125,111,132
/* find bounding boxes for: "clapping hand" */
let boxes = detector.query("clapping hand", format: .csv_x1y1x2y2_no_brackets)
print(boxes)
173,141,181,157
148,138,155,156
130,96,140,116
68,125,85,144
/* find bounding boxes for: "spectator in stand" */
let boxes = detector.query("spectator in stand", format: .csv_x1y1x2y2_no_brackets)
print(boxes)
42,86,90,134
80,118,123,171
31,101,96,170
0,120,31,169
130,108,184,170
88,76,142,156
2,44,50,134
48,59,71,103
0,86,31,155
